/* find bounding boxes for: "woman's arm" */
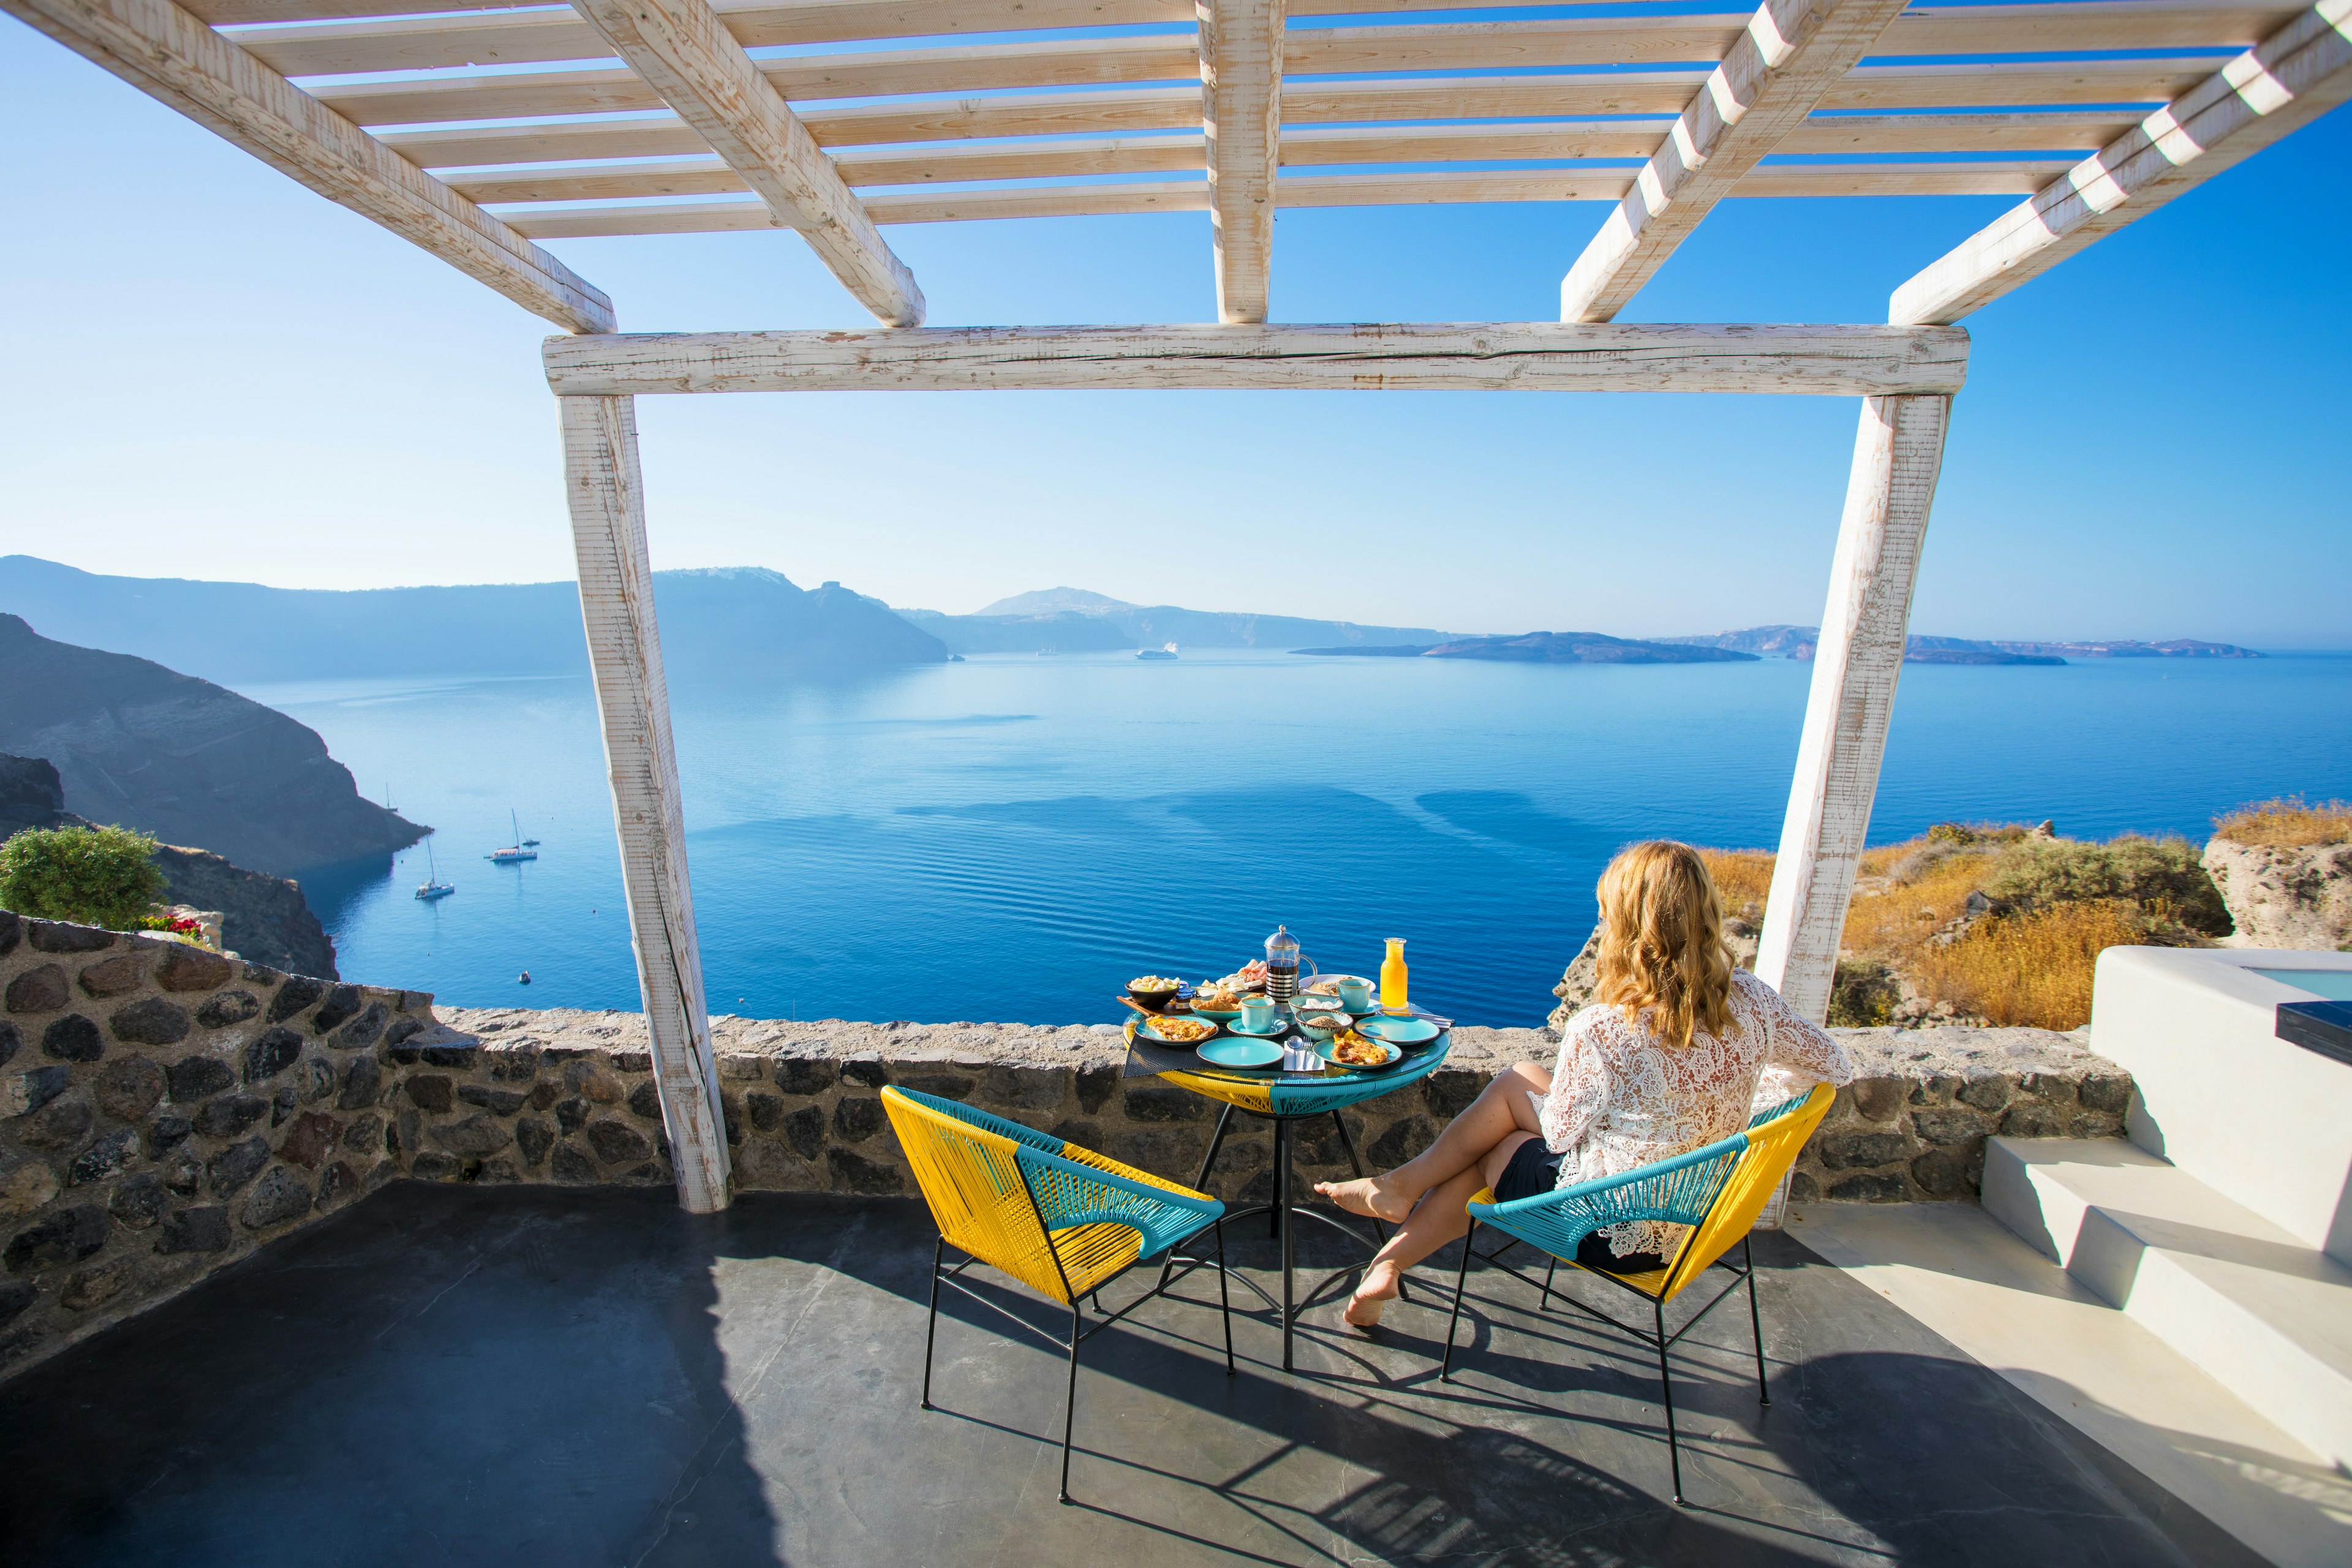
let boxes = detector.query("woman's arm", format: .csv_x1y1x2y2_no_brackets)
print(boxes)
1538,1012,1610,1153
1744,971,1854,1087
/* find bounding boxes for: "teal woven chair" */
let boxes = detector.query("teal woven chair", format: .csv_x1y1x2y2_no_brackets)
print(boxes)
1440,1084,1836,1504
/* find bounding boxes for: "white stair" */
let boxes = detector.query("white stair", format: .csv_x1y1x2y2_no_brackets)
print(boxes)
1983,1135,2352,1469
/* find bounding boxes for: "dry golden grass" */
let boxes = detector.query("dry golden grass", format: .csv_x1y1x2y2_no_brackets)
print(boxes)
1909,900,2150,1030
1841,848,2002,959
1697,848,1775,921
2212,796,2352,848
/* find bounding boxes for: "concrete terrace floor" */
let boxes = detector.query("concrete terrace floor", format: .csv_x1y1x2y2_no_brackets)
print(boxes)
0,1185,2265,1567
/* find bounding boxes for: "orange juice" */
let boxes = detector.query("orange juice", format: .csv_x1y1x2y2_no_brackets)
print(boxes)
1380,938,1408,1013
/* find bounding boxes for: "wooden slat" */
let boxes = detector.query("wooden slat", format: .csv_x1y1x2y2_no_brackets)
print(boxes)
558,392,733,1215
499,159,2052,231
1562,0,1911,324
385,116,714,168
1202,0,1284,323
1892,0,2352,323
1755,392,1951,1023
1781,110,2139,154
1280,119,1674,164
2,0,612,332
569,0,922,324
233,3,2285,92
543,322,1970,397
324,53,2227,138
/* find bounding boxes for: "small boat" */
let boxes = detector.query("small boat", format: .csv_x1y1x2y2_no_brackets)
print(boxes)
488,809,538,864
414,836,454,901
1136,642,1179,661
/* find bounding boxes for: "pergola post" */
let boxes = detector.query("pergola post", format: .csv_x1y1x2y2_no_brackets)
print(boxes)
558,393,731,1212
1755,393,1952,1023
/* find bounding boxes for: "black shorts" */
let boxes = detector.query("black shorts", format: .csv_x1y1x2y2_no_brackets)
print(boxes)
1491,1139,1667,1277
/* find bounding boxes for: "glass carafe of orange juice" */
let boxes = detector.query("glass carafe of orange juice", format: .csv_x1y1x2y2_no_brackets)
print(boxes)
1379,938,1408,1013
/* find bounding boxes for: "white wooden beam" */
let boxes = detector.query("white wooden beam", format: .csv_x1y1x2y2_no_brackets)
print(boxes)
559,394,731,1213
567,0,924,326
1754,393,1951,1022
1200,0,1286,322
1,0,612,333
1891,0,2352,325
1561,0,1910,323
542,322,1967,397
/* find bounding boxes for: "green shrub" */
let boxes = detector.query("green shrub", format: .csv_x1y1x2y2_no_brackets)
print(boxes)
1981,834,2232,937
0,824,169,932
1828,959,1900,1027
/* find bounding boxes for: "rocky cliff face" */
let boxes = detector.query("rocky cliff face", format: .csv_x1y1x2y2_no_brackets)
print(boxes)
2203,837,2352,951
0,617,423,876
0,754,336,978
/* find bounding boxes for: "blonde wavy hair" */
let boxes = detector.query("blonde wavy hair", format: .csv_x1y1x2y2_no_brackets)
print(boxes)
1593,840,1738,1049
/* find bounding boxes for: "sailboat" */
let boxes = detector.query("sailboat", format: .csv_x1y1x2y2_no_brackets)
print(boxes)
488,809,538,864
414,835,454,900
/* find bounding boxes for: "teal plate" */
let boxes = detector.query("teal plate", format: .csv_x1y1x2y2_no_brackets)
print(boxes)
1135,1016,1223,1047
1198,1038,1284,1069
1189,1005,1243,1020
1224,1017,1289,1039
1317,1038,1403,1072
1359,1014,1442,1047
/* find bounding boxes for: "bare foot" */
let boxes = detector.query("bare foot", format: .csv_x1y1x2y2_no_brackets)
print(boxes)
1343,1272,1400,1331
1315,1176,1411,1224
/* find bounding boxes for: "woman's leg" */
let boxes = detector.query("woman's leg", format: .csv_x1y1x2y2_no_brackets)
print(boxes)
1317,1060,1548,1223
1344,1130,1537,1327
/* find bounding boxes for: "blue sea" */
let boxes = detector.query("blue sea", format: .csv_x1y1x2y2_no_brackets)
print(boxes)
265,652,2352,1029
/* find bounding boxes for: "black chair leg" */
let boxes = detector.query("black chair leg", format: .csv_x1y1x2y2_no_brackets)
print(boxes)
1744,1235,1770,1406
1216,1218,1235,1375
1440,1221,1476,1382
1058,1304,1082,1505
1158,1103,1234,1295
1654,1297,1684,1506
1539,1258,1556,1314
920,1234,943,1411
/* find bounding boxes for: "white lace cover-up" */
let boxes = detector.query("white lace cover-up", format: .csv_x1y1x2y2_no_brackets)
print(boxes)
1532,970,1853,1260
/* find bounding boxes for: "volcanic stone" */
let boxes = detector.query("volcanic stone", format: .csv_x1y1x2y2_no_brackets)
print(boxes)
145,1114,193,1155
108,998,188,1047
514,1117,554,1168
315,1161,358,1211
12,1065,70,1118
333,1003,388,1051
109,1172,168,1229
0,1280,32,1325
549,1141,597,1182
6,1205,107,1271
27,922,111,954
780,1105,825,1160
830,1096,887,1143
59,1257,138,1311
77,954,147,998
94,1055,165,1123
336,1054,382,1111
1826,1171,1909,1202
206,1136,270,1197
1122,1084,1205,1123
554,1096,589,1134
239,1166,314,1229
410,1152,461,1182
68,1128,139,1185
265,976,325,1024
746,1092,783,1132
20,1096,92,1148
277,1111,343,1169
627,1080,662,1120
5,965,68,1016
1818,1130,1909,1170
0,1020,15,1068
160,1150,202,1195
429,1115,512,1158
194,990,261,1028
240,1028,303,1084
154,944,232,993
456,1084,526,1116
774,1060,836,1096
166,1055,234,1102
824,1148,903,1194
584,1118,652,1166
156,1206,231,1254
566,1061,625,1104
311,986,364,1036
383,1015,424,1047
41,1014,105,1062
404,1075,453,1113
0,1158,59,1218
195,1095,268,1139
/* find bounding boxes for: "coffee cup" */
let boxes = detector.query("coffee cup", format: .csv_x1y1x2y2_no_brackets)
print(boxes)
1335,978,1374,1012
1238,994,1278,1031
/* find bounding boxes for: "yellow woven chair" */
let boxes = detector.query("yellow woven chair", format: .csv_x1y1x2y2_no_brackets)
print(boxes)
1438,1083,1836,1505
881,1085,1234,1504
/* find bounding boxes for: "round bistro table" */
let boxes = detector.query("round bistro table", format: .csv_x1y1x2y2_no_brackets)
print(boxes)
1127,1017,1453,1372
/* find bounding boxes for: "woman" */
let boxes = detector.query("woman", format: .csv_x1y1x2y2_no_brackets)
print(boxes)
1317,840,1852,1329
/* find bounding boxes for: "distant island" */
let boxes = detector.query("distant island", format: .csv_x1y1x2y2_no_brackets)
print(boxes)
1661,625,2262,664
896,587,1452,657
1297,632,1757,665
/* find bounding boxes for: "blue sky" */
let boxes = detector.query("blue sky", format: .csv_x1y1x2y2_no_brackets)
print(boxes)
4,17,2348,646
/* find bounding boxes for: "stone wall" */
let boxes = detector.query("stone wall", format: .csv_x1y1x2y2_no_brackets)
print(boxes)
1,911,430,1379
2,907,2138,1382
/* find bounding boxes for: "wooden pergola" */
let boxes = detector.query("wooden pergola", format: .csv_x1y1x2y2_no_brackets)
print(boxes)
14,0,2346,1211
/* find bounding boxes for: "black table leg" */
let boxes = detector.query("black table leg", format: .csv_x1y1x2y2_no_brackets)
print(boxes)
1156,1102,1235,1297
1280,1117,1296,1372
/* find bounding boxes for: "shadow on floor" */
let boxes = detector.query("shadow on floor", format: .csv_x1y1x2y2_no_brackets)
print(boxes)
0,1185,2269,1567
